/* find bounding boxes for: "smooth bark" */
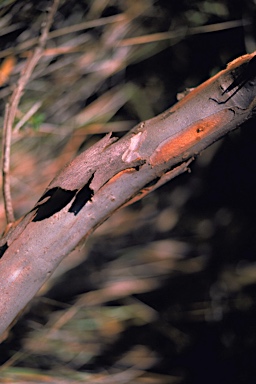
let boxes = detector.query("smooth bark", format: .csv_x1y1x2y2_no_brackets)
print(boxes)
0,52,256,339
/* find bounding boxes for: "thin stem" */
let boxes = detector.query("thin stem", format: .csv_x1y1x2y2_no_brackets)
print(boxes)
1,0,59,224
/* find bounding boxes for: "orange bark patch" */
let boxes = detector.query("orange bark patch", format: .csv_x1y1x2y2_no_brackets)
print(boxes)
150,109,232,166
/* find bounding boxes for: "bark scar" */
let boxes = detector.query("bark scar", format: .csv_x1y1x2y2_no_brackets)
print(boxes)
32,187,77,222
150,109,233,166
68,173,94,215
122,132,145,163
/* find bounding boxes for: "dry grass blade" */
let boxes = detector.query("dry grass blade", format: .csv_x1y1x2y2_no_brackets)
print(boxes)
120,19,246,46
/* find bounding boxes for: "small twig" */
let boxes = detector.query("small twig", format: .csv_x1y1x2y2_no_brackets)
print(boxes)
2,103,13,223
13,101,42,133
1,0,59,224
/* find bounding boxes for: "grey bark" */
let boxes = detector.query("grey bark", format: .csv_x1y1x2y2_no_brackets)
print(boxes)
0,52,255,339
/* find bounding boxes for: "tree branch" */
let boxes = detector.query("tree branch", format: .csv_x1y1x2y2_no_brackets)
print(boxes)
0,52,256,339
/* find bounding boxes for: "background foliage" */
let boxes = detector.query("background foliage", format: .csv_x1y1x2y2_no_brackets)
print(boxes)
0,0,256,383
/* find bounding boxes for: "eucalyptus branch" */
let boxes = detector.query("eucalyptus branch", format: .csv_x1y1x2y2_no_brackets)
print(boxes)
0,52,256,340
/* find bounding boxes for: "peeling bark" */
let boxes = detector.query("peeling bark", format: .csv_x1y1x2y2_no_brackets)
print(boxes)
0,52,256,339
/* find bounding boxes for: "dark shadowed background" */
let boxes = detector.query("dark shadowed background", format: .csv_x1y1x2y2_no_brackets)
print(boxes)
0,0,256,383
